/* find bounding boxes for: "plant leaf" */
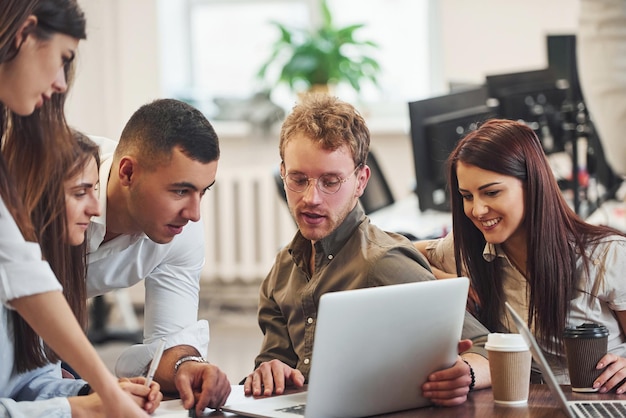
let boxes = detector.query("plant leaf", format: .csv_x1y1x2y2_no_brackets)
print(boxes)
256,1,381,94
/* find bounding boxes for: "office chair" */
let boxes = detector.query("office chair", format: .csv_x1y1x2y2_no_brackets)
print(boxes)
360,151,395,214
273,166,287,203
87,293,142,345
273,151,395,215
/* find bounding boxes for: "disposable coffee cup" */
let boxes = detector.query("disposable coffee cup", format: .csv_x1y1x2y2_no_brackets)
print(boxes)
485,333,532,405
564,323,609,393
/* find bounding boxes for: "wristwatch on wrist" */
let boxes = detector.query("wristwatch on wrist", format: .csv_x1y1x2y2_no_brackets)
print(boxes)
174,355,208,373
77,383,91,396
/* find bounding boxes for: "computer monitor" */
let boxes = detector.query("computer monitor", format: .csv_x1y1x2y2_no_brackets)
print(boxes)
546,34,622,208
487,65,621,212
547,34,583,104
486,68,568,155
408,86,495,212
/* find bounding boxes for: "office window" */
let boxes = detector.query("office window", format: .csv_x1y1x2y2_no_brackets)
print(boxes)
157,0,431,122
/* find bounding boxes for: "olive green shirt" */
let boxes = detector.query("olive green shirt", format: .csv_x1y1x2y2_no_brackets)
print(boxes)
254,204,488,380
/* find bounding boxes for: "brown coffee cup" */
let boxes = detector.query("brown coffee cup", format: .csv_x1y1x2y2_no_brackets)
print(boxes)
485,333,532,405
564,323,609,393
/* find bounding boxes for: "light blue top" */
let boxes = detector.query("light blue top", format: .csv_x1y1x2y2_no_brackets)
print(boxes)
0,304,86,417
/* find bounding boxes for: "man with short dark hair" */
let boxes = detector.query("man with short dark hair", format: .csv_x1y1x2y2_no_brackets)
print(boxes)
87,99,230,415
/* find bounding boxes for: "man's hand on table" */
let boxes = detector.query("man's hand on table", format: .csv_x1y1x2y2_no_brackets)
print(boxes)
176,360,231,415
243,359,305,397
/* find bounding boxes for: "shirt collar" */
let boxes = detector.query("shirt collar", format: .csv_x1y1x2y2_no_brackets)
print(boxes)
483,241,502,262
288,202,366,262
483,241,522,271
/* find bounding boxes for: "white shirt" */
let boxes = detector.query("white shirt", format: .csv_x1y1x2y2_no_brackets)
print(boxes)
0,196,61,305
86,136,209,377
0,171,81,417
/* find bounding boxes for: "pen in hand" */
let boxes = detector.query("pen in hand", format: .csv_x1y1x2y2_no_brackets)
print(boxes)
145,337,166,387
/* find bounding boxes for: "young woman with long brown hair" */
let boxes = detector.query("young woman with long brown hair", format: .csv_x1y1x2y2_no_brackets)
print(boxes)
0,1,158,416
415,119,626,393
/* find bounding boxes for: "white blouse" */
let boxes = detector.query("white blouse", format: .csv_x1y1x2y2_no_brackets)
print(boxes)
0,196,61,306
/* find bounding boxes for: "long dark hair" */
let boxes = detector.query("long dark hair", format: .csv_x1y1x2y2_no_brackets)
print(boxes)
36,131,99,332
4,122,96,372
448,119,623,353
0,0,86,373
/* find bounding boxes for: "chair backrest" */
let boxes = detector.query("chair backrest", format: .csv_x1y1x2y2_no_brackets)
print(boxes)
361,150,395,214
273,151,395,215
273,166,287,203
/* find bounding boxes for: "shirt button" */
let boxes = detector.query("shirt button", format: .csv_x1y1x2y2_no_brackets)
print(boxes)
307,317,314,324
304,358,310,365
328,254,333,260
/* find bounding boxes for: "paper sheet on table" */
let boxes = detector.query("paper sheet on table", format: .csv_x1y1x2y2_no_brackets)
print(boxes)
152,385,251,417
152,399,201,417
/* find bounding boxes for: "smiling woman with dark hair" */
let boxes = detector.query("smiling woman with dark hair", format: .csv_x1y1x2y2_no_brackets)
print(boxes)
415,118,626,393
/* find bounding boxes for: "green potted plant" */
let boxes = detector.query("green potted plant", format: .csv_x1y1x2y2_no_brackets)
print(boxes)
257,0,381,96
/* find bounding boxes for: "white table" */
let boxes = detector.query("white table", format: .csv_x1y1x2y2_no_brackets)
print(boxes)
368,194,452,240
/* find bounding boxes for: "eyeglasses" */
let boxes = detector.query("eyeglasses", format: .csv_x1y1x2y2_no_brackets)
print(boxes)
281,165,361,195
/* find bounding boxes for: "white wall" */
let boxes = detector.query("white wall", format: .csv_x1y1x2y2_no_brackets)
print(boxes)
435,0,579,89
65,0,581,198
65,0,161,140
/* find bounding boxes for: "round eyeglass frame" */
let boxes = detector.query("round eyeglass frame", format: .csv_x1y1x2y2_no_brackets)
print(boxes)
281,164,362,195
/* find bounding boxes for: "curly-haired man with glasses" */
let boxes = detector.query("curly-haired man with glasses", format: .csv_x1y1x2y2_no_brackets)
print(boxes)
243,94,491,407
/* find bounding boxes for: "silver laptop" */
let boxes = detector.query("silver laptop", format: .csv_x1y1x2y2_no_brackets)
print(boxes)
505,302,626,418
223,277,470,418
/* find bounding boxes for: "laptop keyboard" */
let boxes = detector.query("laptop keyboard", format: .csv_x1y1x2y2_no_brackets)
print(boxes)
571,401,626,417
276,403,306,416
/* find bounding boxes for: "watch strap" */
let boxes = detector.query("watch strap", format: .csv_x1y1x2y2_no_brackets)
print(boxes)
78,383,91,396
174,355,208,373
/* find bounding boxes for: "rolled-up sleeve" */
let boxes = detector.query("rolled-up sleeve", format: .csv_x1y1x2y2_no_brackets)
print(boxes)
0,199,61,306
1,362,84,418
115,319,209,377
0,398,71,418
13,363,85,402
423,233,458,274
595,238,626,311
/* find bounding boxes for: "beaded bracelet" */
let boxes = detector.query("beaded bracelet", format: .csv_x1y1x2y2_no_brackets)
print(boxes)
462,359,476,391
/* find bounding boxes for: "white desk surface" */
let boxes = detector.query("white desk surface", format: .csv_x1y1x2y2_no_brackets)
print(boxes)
368,194,452,240
586,199,626,232
153,399,206,417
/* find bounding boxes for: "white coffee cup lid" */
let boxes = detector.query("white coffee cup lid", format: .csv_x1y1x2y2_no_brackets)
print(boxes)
485,333,529,352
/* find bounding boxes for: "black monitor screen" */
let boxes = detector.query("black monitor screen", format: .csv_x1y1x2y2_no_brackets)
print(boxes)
417,106,497,212
547,34,583,103
486,69,568,154
409,86,494,212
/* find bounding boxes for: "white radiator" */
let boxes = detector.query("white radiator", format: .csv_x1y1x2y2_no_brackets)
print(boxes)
200,166,296,283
